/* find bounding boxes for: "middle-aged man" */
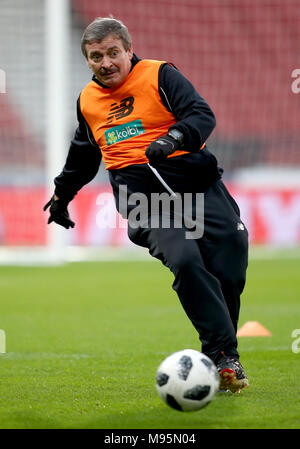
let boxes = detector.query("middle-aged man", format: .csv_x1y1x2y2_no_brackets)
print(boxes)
44,17,249,393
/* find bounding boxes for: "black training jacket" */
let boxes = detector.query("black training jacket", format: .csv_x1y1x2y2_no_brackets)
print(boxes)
54,54,221,208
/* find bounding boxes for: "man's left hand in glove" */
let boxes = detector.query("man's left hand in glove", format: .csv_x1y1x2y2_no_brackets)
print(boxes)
145,130,184,165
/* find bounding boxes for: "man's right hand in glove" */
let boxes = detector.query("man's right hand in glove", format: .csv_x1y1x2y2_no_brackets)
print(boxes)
43,195,75,229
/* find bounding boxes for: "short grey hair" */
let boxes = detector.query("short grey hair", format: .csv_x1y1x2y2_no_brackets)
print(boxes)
81,17,132,58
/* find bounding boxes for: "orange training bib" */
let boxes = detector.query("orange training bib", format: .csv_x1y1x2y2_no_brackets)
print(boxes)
80,59,190,170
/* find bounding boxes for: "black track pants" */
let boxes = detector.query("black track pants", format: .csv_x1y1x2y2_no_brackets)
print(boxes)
128,180,248,363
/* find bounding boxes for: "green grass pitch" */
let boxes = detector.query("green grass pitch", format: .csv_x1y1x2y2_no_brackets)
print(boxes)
0,254,299,429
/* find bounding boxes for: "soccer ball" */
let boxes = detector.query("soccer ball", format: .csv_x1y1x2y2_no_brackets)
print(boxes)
155,349,220,412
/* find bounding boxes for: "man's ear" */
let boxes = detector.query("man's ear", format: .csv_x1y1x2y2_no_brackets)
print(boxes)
86,57,92,69
128,46,133,59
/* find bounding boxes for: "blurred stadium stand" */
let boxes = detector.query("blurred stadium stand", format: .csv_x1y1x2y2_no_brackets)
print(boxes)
0,0,300,250
1,0,300,182
70,0,300,170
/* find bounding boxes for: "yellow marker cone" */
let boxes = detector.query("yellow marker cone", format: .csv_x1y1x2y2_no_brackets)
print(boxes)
237,321,272,337
0,329,6,353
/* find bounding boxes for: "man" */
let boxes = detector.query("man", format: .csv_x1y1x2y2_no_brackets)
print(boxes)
44,17,249,393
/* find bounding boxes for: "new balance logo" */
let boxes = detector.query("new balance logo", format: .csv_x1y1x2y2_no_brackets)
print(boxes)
237,222,245,231
107,96,134,124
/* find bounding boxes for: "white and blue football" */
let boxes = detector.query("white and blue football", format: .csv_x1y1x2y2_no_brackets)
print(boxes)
156,349,219,412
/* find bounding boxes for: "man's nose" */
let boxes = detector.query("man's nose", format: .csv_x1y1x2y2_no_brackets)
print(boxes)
101,55,113,69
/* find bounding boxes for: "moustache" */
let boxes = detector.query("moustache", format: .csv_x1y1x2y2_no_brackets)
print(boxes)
99,68,117,76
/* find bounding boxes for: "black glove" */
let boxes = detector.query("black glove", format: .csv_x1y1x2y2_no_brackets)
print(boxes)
145,134,180,165
43,196,75,229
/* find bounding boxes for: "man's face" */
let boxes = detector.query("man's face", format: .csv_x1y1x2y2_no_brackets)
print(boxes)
85,34,133,88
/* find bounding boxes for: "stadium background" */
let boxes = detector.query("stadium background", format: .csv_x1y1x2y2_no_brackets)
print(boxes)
0,0,300,255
